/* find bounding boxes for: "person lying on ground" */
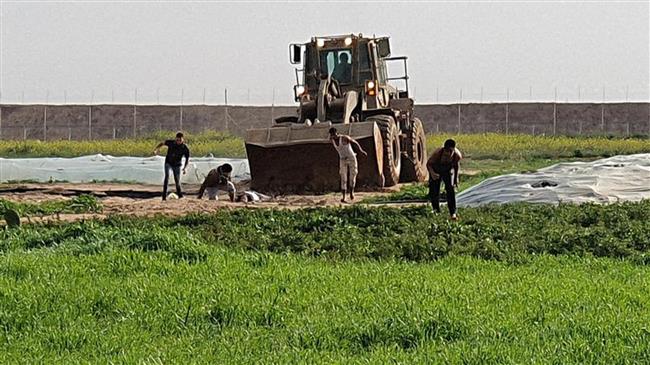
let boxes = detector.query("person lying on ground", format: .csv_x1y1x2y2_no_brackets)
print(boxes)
235,190,271,203
426,138,462,220
153,132,190,201
329,127,367,203
197,163,236,202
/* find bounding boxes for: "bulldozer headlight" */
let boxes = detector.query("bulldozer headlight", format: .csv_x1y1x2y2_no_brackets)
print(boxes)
296,85,305,95
344,37,352,46
365,80,377,96
294,85,307,101
316,39,325,47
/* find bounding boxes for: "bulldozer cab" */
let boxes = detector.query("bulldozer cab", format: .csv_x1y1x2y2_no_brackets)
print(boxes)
320,49,353,84
290,34,409,115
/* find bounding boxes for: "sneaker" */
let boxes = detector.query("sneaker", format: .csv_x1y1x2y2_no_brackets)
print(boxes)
450,214,458,221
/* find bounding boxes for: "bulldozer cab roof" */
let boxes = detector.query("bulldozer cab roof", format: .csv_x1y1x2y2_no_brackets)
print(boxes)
302,34,387,44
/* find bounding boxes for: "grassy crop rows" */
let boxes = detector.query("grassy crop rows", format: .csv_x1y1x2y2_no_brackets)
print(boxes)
1,202,650,363
1,131,648,160
0,131,244,158
0,195,101,218
427,133,650,160
5,201,646,263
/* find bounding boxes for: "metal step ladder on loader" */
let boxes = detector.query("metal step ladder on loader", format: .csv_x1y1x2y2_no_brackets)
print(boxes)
245,34,428,194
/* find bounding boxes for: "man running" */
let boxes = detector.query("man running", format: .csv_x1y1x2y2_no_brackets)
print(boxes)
329,127,367,203
426,138,462,220
153,132,190,200
197,163,237,202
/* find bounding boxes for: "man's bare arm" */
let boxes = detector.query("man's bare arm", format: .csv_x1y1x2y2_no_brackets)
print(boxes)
197,170,216,198
426,155,439,180
153,142,165,155
182,149,190,173
452,161,460,186
349,137,367,156
197,180,206,199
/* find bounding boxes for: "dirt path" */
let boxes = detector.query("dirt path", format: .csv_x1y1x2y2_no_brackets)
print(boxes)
1,182,420,225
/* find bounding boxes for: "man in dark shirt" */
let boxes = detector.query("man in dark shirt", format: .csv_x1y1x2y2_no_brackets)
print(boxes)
153,132,190,200
197,163,236,201
332,52,352,84
426,139,462,220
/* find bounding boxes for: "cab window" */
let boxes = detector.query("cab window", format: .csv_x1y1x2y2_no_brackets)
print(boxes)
319,49,352,84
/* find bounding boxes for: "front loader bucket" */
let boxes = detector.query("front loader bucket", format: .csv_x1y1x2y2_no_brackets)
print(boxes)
245,122,384,194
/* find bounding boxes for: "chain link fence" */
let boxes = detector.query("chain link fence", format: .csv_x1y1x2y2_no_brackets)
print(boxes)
0,87,648,140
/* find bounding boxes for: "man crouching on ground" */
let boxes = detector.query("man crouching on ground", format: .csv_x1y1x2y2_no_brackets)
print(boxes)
329,127,367,203
426,138,462,220
197,163,236,202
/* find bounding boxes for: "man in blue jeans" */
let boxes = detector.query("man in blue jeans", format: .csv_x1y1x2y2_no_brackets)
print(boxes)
153,132,190,200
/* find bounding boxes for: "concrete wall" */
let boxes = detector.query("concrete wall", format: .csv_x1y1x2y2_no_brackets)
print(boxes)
0,102,647,140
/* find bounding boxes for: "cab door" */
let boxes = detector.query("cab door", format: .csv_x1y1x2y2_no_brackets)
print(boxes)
369,42,390,108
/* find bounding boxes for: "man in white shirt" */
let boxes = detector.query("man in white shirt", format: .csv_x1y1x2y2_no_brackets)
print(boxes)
329,127,367,203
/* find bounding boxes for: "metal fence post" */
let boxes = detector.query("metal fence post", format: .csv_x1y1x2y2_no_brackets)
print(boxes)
457,103,461,134
431,109,435,134
579,120,583,135
133,88,138,138
601,86,606,134
505,103,509,134
224,88,229,133
601,103,605,133
88,105,92,140
180,88,184,131
43,105,47,141
458,89,462,134
553,87,557,135
505,88,510,134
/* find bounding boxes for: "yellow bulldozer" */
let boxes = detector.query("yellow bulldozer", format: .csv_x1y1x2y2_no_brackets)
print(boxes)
245,34,428,193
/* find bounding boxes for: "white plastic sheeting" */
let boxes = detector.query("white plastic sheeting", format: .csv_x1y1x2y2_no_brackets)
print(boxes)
457,154,650,207
0,155,250,184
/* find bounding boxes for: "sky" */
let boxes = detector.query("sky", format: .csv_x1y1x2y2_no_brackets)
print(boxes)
0,0,648,105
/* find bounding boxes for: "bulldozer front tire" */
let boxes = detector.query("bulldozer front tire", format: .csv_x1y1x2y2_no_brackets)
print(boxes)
400,118,428,182
369,115,401,187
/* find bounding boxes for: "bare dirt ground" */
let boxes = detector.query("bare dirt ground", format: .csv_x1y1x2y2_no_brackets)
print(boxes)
0,181,416,224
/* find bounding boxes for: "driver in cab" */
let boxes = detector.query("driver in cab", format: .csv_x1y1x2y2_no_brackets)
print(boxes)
332,53,352,83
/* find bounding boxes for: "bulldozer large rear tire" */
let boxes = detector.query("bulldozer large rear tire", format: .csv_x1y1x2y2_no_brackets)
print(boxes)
369,115,401,187
400,118,428,182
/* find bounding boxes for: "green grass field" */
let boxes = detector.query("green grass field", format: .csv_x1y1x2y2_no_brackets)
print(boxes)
2,133,650,363
0,195,101,218
1,202,650,363
0,131,245,158
1,131,648,160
